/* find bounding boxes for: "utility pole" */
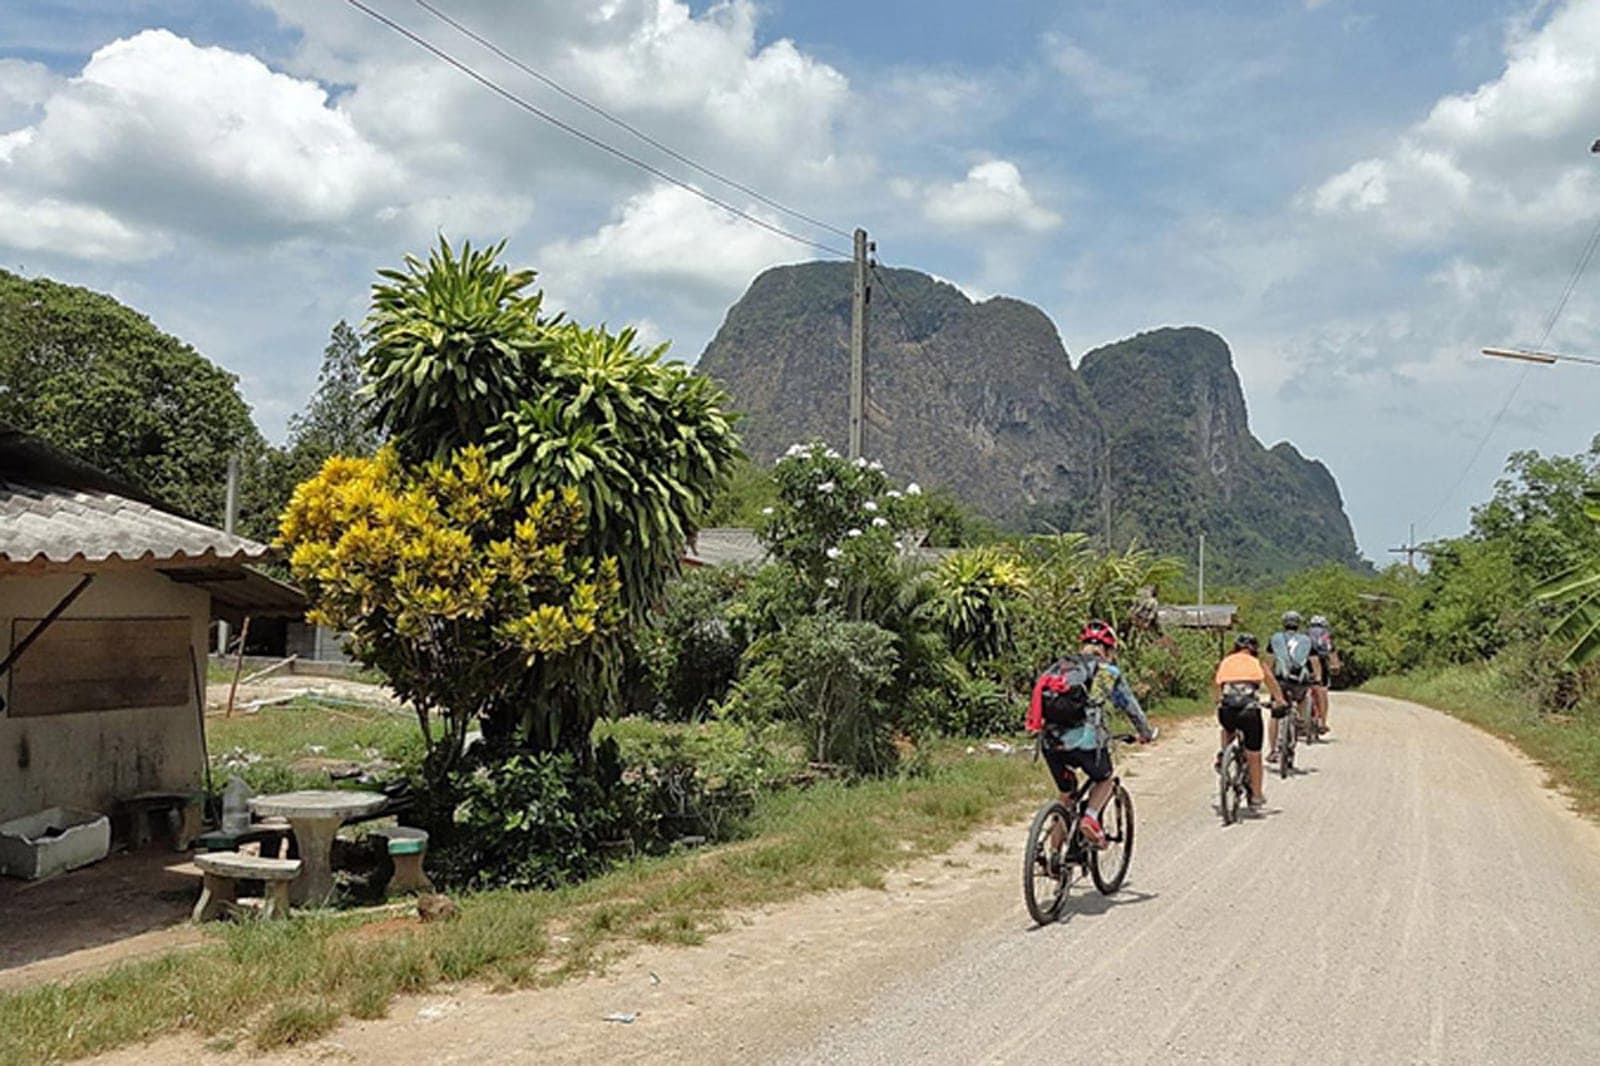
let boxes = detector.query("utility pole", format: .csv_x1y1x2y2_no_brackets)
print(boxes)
216,453,241,656
1102,443,1113,550
849,227,871,460
1389,523,1428,571
1198,533,1206,607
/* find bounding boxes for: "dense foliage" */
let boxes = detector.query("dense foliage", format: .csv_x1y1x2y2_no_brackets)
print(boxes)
0,268,263,523
279,447,621,782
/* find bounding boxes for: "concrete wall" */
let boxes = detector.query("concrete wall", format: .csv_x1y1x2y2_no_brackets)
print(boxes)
0,570,208,823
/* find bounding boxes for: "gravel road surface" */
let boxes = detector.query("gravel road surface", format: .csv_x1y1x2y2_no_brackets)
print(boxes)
97,693,1600,1065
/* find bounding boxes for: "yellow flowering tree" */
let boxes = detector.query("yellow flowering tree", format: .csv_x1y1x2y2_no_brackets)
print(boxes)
280,446,621,782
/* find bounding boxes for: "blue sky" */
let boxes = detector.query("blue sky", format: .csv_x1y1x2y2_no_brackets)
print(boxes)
4,0,1600,563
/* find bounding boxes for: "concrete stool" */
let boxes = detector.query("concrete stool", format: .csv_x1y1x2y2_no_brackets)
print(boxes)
192,852,302,921
379,827,433,897
119,792,204,851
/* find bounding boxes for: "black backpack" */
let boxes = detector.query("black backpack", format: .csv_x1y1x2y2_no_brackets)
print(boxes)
1037,655,1099,729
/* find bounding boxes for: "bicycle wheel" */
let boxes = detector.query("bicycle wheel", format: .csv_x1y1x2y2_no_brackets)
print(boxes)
1023,801,1073,925
1278,716,1293,779
1220,745,1243,826
1090,785,1134,894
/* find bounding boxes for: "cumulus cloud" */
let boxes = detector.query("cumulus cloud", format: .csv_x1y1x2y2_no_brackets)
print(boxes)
923,160,1061,233
1308,0,1600,244
0,29,405,258
536,183,800,315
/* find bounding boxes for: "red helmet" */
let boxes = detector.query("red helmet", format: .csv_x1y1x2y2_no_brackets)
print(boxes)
1080,620,1118,650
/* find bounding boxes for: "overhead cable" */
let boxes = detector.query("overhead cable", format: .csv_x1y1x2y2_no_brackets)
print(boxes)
339,0,852,259
409,0,855,243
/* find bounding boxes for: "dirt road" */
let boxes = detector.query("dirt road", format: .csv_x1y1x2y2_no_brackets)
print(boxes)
100,694,1600,1065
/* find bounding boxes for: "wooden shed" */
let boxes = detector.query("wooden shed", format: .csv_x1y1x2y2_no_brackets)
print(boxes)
0,423,305,823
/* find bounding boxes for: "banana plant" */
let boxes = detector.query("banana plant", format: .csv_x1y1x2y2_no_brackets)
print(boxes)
1535,488,1600,666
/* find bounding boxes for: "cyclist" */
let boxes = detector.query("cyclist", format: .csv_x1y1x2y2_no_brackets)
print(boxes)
1306,614,1339,736
1025,620,1157,848
1266,610,1322,763
1213,633,1284,808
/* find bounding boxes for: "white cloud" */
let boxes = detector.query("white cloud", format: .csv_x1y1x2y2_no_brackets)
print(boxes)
536,183,801,315
923,160,1061,233
1309,0,1600,244
0,29,405,258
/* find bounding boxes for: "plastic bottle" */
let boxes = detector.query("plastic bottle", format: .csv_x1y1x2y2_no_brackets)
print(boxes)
222,775,251,832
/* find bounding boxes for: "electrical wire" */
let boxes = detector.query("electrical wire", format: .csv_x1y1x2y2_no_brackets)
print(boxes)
1418,212,1600,537
340,0,852,259
869,261,964,396
409,0,856,243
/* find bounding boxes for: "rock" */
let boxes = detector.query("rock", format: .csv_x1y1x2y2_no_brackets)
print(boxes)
417,893,459,922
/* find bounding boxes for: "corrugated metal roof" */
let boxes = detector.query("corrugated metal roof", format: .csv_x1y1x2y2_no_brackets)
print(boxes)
683,527,767,568
1158,604,1239,630
163,565,308,624
0,478,271,573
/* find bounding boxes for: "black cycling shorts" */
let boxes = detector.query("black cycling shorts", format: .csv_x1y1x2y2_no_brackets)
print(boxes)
1276,682,1311,716
1042,743,1113,793
1217,702,1264,752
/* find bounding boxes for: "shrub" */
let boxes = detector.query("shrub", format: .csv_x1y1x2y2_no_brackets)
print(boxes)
722,614,901,775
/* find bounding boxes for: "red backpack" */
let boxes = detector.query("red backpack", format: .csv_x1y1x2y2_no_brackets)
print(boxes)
1036,655,1099,730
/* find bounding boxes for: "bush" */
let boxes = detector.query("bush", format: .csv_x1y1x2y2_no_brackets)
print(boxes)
722,614,901,775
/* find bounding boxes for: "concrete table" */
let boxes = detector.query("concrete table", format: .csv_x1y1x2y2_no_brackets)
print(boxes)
248,790,387,906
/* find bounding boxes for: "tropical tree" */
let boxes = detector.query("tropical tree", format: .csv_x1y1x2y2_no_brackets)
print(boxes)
1537,488,1600,667
278,447,621,781
362,238,741,623
0,267,262,522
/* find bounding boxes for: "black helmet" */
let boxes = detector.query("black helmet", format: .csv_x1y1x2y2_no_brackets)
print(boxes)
1234,632,1259,653
1281,610,1302,629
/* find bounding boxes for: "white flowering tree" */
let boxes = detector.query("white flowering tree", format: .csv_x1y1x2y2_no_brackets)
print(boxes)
756,442,925,614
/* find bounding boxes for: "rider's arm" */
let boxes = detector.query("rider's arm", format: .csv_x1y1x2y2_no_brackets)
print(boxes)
1263,668,1286,704
1108,672,1155,741
1312,655,1325,685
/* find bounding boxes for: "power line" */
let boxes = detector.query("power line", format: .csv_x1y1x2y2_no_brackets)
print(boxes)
339,0,852,259
1418,212,1600,536
409,0,855,243
869,261,963,397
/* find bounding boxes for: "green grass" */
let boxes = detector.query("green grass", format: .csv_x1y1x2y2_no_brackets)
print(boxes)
0,746,1059,1063
1364,665,1600,818
207,697,423,793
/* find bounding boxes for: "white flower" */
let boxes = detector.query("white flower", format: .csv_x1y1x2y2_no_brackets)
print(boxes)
825,448,840,459
869,460,885,472
846,528,863,538
760,506,774,516
872,516,890,528
906,482,922,497
825,546,843,560
854,456,869,468
785,443,808,458
886,489,903,500
817,481,836,494
824,577,840,589
893,540,905,551
862,500,878,512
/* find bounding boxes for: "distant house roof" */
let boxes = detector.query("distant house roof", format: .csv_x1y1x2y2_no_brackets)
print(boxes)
683,527,767,568
1157,604,1239,630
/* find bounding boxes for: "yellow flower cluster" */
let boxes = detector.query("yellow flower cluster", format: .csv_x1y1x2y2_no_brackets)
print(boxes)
278,446,620,664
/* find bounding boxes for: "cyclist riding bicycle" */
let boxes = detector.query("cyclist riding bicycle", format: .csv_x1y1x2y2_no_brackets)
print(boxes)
1266,610,1322,763
1306,613,1339,736
1213,633,1284,808
1025,620,1157,848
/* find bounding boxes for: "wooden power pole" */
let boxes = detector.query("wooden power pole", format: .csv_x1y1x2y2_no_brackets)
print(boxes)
849,227,870,460
1389,523,1428,570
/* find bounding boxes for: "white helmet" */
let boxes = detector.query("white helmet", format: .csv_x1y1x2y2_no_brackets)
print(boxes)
1309,614,1328,628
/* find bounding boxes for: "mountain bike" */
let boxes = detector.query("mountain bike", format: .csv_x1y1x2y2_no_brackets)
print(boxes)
1023,734,1137,926
1218,730,1248,825
1274,694,1299,778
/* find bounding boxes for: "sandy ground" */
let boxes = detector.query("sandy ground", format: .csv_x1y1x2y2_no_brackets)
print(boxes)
92,693,1600,1065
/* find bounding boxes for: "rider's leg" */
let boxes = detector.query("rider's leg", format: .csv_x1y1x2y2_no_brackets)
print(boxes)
1247,751,1264,798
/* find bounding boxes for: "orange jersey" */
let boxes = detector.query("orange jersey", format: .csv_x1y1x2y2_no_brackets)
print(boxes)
1214,650,1268,687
